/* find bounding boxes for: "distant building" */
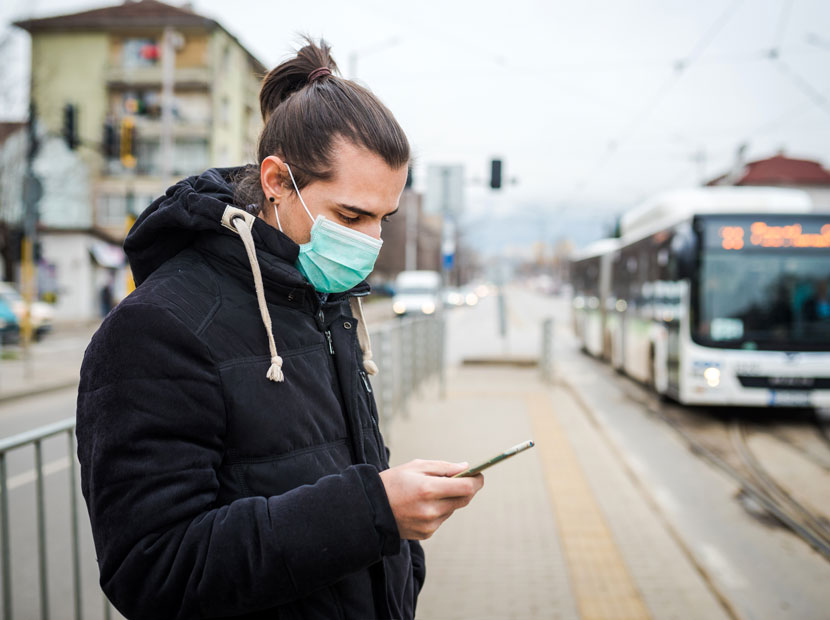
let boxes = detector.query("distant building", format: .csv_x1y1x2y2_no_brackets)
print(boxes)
372,191,442,283
706,152,830,207
12,0,266,320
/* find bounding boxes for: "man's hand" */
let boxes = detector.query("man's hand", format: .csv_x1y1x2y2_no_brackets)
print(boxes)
379,460,484,540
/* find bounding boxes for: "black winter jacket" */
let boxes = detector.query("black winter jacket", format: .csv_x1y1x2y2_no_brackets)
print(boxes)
76,167,424,620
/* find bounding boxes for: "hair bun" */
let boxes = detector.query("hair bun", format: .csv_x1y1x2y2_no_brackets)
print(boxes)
259,37,338,121
307,67,332,82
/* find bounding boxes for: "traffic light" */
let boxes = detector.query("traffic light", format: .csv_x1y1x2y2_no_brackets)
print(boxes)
490,159,502,189
103,121,117,159
120,117,137,169
62,103,79,150
27,103,39,161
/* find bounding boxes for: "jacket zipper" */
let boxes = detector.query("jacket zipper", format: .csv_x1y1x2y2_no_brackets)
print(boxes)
360,369,386,463
316,307,335,356
359,370,372,393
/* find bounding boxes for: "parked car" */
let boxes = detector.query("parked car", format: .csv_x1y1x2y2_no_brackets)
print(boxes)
392,270,442,316
0,282,54,341
0,296,19,345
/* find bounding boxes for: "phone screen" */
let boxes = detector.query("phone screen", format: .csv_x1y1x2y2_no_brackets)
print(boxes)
452,440,535,478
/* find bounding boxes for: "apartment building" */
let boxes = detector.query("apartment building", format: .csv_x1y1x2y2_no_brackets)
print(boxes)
13,0,265,319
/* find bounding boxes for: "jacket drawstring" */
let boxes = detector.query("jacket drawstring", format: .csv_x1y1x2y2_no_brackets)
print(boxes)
349,297,379,376
221,206,284,382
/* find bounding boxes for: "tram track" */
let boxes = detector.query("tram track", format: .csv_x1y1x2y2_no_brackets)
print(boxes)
609,373,830,562
729,420,830,556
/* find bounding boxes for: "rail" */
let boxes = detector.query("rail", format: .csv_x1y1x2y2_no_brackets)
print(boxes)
370,314,445,432
0,314,444,619
0,417,94,620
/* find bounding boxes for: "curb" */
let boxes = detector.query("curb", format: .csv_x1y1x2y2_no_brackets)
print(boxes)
0,380,80,406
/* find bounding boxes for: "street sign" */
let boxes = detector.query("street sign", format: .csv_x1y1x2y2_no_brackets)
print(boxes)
23,173,43,207
425,164,464,215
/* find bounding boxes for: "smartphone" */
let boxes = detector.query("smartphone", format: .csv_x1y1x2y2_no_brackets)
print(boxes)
452,440,535,478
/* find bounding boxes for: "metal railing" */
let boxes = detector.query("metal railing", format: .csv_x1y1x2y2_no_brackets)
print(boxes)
0,314,444,619
0,417,97,620
370,314,445,434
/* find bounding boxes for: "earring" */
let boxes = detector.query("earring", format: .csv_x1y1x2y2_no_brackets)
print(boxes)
268,196,275,202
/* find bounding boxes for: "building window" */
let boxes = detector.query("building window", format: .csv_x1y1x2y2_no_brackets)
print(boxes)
133,138,208,176
96,194,127,228
122,38,160,69
222,45,231,73
221,96,230,126
175,138,209,175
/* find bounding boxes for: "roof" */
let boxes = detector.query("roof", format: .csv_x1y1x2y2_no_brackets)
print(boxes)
13,0,266,73
707,154,830,187
570,238,620,262
13,0,212,31
620,186,815,240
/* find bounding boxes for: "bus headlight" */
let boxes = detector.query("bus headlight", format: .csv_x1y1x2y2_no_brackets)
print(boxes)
421,301,436,314
703,367,721,388
393,302,406,315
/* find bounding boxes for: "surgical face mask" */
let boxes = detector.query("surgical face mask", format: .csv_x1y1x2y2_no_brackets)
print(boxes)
274,163,383,293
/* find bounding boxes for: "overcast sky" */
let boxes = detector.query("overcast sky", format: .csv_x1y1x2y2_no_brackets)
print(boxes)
2,0,830,237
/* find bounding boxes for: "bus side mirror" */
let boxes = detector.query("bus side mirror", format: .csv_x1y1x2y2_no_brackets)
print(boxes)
672,225,698,280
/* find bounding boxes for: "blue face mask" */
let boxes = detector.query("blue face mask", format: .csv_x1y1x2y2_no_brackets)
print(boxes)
275,163,383,293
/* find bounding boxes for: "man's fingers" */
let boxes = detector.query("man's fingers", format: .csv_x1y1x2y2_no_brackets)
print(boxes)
413,459,469,477
425,474,483,500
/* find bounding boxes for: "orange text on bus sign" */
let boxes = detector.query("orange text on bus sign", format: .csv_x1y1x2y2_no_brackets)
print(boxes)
720,222,830,250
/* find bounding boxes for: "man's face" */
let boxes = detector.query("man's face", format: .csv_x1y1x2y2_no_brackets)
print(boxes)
259,139,407,245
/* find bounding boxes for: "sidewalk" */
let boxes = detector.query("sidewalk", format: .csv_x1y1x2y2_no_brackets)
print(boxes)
0,322,99,404
387,362,731,620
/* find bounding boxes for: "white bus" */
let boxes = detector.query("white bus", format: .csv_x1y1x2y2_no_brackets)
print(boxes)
570,238,619,359
571,187,830,408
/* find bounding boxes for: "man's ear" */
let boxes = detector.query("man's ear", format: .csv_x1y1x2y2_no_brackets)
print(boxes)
260,155,287,202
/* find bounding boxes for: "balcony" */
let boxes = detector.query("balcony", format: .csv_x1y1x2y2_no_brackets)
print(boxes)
106,65,212,90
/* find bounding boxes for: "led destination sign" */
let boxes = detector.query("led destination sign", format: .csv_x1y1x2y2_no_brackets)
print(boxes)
715,220,830,251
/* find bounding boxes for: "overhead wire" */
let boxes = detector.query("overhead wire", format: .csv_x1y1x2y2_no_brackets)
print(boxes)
566,0,745,201
773,59,830,121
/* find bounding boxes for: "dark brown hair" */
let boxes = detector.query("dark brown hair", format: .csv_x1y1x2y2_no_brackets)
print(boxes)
235,38,410,212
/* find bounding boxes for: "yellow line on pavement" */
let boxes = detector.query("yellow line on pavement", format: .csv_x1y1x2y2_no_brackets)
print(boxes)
527,391,652,620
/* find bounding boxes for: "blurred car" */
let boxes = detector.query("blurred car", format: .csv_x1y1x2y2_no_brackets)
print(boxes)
0,296,19,345
443,287,465,308
0,282,54,341
462,289,479,306
392,270,441,316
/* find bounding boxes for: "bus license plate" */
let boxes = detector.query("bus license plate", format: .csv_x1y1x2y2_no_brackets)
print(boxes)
768,390,813,407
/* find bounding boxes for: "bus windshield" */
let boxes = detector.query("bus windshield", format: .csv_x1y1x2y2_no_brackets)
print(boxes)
694,215,830,351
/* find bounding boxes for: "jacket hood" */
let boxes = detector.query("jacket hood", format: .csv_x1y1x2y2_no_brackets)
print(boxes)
124,167,305,287
123,167,377,383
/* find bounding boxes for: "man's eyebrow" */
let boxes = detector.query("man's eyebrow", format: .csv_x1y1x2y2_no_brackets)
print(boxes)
337,203,399,217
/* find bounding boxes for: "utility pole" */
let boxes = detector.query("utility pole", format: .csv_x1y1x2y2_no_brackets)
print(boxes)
404,192,418,271
21,103,42,363
160,27,183,182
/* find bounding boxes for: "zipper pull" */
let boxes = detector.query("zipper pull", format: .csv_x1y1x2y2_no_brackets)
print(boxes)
360,370,373,394
325,330,335,355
